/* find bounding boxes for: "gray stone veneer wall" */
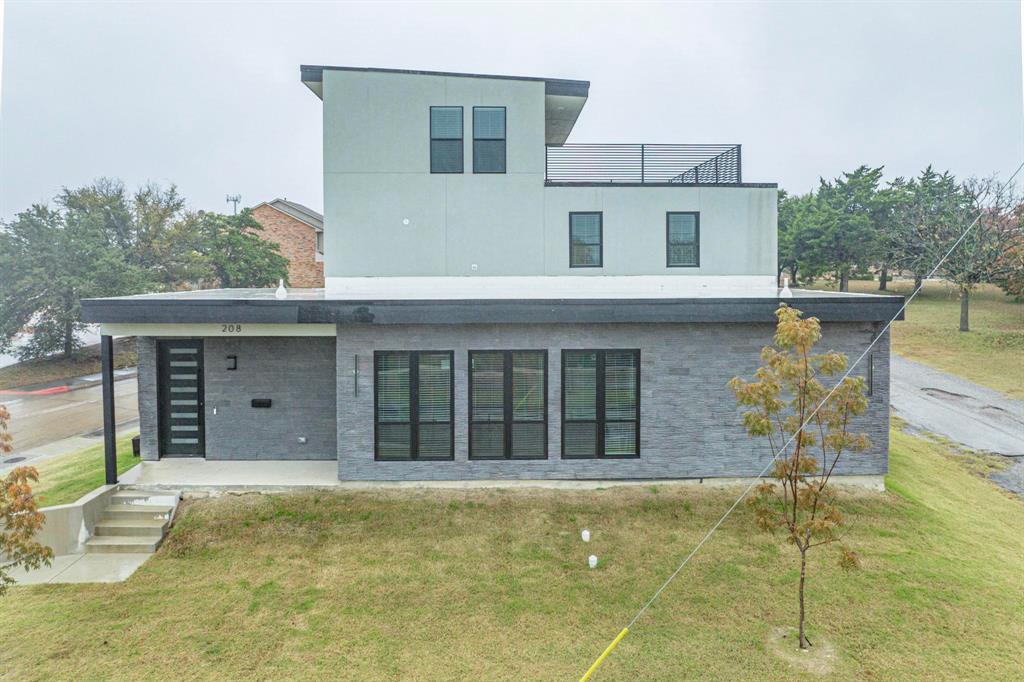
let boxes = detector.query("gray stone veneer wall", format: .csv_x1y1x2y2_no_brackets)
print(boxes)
135,336,337,460
136,337,159,461
335,322,890,481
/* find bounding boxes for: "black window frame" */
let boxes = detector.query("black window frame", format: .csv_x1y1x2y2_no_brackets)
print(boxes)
430,106,464,174
373,350,455,461
468,349,548,460
472,106,507,174
561,349,641,459
666,211,700,268
569,211,603,268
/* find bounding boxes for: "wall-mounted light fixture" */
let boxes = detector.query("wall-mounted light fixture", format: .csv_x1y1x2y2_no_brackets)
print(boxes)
227,355,237,371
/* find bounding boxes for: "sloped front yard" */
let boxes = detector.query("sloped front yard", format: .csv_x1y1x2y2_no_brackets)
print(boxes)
3,428,1022,680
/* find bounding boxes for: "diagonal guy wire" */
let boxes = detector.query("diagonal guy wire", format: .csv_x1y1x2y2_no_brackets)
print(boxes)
618,158,1024,636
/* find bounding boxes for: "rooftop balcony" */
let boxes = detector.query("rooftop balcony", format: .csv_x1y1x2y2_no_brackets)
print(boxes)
544,143,742,185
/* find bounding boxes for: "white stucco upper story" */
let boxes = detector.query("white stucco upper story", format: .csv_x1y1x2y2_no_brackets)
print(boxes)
301,65,779,284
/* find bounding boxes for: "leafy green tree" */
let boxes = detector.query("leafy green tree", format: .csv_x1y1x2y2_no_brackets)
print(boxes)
58,179,202,289
0,205,150,358
888,167,964,291
186,209,289,288
729,305,869,650
799,166,886,292
994,202,1024,300
1,181,290,360
777,190,807,286
937,176,1021,331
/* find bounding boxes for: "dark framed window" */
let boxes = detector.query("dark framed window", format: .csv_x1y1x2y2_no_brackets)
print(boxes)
473,106,506,173
430,106,463,173
667,212,700,267
561,350,640,458
570,212,603,268
374,351,454,460
468,350,548,459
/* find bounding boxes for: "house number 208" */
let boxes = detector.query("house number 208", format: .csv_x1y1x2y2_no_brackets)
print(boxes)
221,324,243,333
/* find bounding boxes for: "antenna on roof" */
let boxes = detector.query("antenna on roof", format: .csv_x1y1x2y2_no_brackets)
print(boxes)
226,194,241,215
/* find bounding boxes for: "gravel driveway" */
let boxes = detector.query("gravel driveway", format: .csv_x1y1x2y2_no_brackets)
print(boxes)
890,355,1024,495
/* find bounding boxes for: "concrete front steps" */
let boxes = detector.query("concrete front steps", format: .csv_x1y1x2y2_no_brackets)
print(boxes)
85,490,180,555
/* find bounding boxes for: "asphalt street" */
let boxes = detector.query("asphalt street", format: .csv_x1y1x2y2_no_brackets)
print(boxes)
890,355,1024,496
1,377,139,462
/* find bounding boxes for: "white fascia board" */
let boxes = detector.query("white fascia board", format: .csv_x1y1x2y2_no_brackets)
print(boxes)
100,323,337,337
325,275,779,299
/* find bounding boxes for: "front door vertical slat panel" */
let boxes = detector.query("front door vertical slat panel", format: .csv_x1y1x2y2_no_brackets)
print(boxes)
158,340,205,457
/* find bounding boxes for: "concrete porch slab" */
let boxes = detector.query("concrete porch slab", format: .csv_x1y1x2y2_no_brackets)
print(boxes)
119,458,341,492
13,553,151,585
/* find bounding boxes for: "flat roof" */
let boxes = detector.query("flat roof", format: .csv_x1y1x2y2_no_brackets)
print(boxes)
82,282,905,326
300,64,590,98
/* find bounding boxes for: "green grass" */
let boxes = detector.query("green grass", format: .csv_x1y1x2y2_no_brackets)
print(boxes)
3,427,1021,680
809,280,1023,399
0,337,137,390
28,435,139,507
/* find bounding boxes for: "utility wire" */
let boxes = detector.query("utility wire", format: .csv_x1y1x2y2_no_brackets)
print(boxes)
582,159,1024,679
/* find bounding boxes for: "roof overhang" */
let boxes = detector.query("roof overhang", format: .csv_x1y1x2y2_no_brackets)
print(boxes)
300,65,589,144
82,291,905,326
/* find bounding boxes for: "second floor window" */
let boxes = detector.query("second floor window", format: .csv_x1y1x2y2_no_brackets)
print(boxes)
667,212,700,267
473,107,506,173
430,107,463,173
570,212,603,268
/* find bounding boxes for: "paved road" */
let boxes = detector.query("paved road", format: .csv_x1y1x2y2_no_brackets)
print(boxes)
1,377,139,464
891,355,1024,495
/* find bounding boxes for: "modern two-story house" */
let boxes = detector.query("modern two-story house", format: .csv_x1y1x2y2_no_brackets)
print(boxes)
82,65,902,485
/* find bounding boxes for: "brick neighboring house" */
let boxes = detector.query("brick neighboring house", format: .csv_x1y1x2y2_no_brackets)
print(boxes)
251,198,324,287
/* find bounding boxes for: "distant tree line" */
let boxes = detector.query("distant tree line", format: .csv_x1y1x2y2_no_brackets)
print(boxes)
0,179,289,360
778,166,1023,331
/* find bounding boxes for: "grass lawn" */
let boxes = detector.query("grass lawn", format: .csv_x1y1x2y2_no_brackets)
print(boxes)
3,427,1021,680
0,337,137,390
26,435,140,507
809,280,1023,399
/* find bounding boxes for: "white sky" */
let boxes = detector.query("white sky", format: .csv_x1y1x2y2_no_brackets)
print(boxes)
0,0,1021,220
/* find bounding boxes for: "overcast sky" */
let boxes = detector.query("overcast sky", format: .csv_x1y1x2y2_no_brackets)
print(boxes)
1,1,1020,220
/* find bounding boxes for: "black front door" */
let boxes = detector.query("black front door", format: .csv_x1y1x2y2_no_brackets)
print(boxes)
157,339,205,457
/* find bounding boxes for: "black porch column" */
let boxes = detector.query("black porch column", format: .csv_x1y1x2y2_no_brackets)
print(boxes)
101,334,117,485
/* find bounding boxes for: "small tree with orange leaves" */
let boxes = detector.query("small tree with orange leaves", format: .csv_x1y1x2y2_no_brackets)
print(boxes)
0,404,53,594
728,305,870,650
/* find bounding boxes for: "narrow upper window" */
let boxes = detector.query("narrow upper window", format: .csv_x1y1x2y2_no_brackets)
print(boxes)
430,107,463,173
473,107,506,173
374,351,454,460
562,350,640,458
315,231,324,255
469,350,547,459
569,212,603,268
667,212,700,267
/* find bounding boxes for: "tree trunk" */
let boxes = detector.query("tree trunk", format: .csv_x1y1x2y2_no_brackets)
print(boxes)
914,273,923,292
63,317,74,359
791,266,799,287
799,548,809,650
839,271,849,292
959,287,970,332
878,267,888,291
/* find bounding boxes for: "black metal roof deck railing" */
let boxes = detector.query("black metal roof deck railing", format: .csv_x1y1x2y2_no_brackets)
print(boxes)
545,143,742,185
